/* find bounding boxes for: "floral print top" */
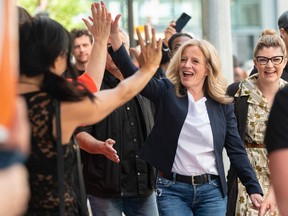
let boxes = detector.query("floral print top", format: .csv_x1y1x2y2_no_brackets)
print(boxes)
234,73,287,216
235,73,287,144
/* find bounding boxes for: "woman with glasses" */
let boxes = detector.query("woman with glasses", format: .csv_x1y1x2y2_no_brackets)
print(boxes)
226,28,287,216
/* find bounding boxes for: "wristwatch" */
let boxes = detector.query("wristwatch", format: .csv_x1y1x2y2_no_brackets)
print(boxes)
162,42,169,52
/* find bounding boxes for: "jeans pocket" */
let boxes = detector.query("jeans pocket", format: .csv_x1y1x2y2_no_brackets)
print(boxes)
156,176,174,197
209,178,221,187
156,176,174,187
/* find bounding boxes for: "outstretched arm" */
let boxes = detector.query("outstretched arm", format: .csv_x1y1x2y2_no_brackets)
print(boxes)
67,26,162,128
82,1,111,89
76,132,119,163
63,26,162,143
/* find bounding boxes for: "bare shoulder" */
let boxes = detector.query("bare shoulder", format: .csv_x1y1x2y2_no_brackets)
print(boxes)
61,98,96,126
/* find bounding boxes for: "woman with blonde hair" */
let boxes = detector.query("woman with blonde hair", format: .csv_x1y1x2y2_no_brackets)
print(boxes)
227,28,287,216
167,39,229,103
107,33,263,215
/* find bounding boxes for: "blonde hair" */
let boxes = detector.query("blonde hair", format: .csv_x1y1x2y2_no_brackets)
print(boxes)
166,39,232,104
254,28,287,57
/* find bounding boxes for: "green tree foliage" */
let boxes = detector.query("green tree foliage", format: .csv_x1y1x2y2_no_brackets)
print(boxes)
17,0,91,30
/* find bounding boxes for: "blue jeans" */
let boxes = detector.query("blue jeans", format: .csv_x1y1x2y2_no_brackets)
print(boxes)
156,175,227,216
87,193,159,216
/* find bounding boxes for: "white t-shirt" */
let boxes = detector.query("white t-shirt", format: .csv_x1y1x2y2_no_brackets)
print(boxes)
172,92,218,176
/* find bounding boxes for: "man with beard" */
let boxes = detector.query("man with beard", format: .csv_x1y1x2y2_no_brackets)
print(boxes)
63,28,93,77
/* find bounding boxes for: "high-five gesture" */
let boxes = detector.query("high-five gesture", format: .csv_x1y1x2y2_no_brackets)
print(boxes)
82,1,112,88
83,1,111,43
131,25,162,71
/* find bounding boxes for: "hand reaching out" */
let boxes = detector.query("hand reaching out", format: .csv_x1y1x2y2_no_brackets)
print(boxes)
83,1,112,43
130,25,162,71
97,138,120,163
82,1,112,89
111,14,122,36
76,132,119,163
164,20,176,46
109,14,123,51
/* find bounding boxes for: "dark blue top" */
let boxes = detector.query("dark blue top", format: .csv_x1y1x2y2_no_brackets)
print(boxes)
109,45,263,197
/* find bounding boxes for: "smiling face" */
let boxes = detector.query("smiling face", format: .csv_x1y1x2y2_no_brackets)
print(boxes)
254,46,287,84
179,45,208,92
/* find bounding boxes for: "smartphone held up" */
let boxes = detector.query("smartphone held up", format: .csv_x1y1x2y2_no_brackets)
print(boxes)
174,12,191,32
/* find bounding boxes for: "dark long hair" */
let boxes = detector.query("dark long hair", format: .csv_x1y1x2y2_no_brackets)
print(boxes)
19,17,94,101
17,6,33,25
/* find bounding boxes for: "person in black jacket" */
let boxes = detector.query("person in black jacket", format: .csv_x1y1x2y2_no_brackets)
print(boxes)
250,10,288,81
76,26,158,216
265,85,288,216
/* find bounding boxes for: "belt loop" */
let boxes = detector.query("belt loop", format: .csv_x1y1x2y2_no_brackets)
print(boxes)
172,172,177,183
157,171,161,179
191,175,195,186
207,174,211,182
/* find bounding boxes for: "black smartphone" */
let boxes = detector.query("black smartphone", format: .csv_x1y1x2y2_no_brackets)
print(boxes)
175,12,191,32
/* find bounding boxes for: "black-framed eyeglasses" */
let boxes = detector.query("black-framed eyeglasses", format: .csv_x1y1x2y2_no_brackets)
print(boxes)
255,56,284,65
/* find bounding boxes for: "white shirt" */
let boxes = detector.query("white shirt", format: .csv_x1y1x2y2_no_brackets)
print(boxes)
171,92,218,176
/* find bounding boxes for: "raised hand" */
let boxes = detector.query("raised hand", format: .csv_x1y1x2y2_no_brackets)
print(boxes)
109,14,123,51
164,20,176,46
131,25,162,71
111,14,122,36
83,1,111,43
82,1,112,89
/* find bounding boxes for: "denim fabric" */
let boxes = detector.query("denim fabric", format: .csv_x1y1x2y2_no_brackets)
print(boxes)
87,193,159,216
156,175,227,216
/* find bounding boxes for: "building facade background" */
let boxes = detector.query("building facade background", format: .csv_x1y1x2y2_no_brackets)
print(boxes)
93,0,288,175
96,0,288,66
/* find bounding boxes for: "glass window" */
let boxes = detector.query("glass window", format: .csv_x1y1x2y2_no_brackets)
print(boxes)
231,0,261,28
135,0,200,33
95,0,201,39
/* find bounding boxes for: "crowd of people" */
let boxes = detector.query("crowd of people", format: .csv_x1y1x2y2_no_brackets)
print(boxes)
1,1,288,215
